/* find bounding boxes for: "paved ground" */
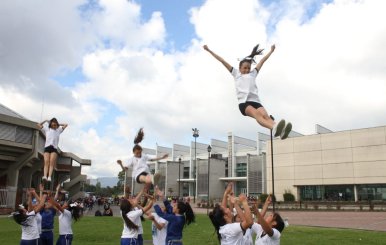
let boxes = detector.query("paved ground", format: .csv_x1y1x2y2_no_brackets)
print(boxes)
87,205,386,232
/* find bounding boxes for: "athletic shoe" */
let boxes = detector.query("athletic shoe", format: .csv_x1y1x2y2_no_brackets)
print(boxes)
273,119,286,138
153,173,161,186
281,122,292,140
42,176,47,181
47,177,52,182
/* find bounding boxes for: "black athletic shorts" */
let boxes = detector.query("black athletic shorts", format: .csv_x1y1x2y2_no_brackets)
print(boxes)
44,145,58,154
238,101,263,116
136,172,148,184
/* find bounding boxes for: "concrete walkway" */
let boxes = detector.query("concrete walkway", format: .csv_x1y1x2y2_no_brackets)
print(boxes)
87,205,386,232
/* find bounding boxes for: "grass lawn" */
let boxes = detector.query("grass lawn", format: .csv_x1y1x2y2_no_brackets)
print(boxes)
1,214,386,244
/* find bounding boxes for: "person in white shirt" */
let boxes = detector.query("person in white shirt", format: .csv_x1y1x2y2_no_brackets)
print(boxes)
147,209,168,245
117,128,168,187
37,118,68,182
250,198,285,245
120,187,154,245
203,44,292,140
12,189,46,245
50,199,83,245
209,183,253,245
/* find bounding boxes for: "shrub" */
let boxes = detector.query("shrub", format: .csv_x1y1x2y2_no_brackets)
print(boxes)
283,189,295,202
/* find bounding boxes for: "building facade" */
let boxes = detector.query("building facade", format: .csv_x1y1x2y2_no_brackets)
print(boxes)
0,104,91,212
267,125,386,202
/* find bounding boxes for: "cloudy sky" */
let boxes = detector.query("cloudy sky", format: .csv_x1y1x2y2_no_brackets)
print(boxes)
1,0,385,178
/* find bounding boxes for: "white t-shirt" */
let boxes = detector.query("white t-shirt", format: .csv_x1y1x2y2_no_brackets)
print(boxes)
126,155,151,180
231,68,260,103
42,123,64,149
151,212,168,245
134,207,143,235
251,223,281,245
35,212,42,235
21,211,40,240
219,223,244,245
240,228,253,245
121,209,144,238
58,209,73,235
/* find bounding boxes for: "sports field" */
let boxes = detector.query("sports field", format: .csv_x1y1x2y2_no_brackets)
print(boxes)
1,214,386,244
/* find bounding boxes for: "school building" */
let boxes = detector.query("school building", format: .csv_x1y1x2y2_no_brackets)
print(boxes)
129,124,386,203
0,104,91,213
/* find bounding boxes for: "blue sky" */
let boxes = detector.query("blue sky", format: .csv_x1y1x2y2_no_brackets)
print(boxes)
1,0,386,178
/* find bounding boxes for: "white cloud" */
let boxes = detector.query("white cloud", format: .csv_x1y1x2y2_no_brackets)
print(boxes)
1,0,386,178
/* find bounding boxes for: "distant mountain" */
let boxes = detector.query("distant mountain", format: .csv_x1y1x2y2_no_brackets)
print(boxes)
89,177,119,188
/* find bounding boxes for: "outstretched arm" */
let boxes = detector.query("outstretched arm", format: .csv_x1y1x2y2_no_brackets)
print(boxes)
221,182,233,209
117,160,128,171
254,207,274,236
150,154,168,162
255,44,275,72
203,45,232,72
261,195,272,218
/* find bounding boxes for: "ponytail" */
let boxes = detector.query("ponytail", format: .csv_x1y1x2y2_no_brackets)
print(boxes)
209,204,226,242
133,128,144,145
239,44,264,68
177,201,195,226
120,199,139,230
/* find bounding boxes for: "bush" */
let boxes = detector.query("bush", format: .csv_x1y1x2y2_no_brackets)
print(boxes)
283,189,295,202
259,193,276,203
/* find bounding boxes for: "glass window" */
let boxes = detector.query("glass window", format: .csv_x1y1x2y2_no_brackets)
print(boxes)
236,163,247,177
183,167,190,179
357,184,386,201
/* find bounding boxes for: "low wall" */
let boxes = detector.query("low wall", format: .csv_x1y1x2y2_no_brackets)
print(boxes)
273,201,386,211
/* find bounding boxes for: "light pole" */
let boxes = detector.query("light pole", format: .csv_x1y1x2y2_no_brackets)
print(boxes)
207,145,212,215
192,128,199,203
178,157,181,199
270,115,276,212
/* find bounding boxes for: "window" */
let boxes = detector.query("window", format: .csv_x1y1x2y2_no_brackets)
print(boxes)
236,163,247,177
183,167,190,179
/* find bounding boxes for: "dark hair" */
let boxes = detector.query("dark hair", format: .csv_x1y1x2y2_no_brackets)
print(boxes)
273,213,285,232
134,128,144,144
209,204,227,242
177,201,195,226
239,59,252,68
133,128,144,152
120,199,138,230
49,118,59,129
239,44,264,68
68,203,82,222
12,210,30,226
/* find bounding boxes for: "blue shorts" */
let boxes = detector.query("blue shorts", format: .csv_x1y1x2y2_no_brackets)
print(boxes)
56,234,73,245
120,238,137,245
40,231,54,245
137,234,143,245
20,239,39,245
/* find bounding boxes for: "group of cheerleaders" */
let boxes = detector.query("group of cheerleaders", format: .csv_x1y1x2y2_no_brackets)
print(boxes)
11,42,290,245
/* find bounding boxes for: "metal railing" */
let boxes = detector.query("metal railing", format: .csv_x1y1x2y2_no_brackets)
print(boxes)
0,187,17,208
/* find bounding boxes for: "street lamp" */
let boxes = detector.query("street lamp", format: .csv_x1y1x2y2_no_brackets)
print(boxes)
178,157,182,199
207,145,212,215
192,128,199,203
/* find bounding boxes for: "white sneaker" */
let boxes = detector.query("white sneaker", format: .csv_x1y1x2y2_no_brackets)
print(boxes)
273,119,286,138
153,173,161,186
281,122,292,140
47,177,52,182
42,176,47,181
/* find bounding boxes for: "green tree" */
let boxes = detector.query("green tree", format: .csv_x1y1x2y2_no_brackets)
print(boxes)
117,170,126,189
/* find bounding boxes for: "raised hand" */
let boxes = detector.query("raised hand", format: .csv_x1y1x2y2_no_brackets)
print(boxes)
270,44,276,52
